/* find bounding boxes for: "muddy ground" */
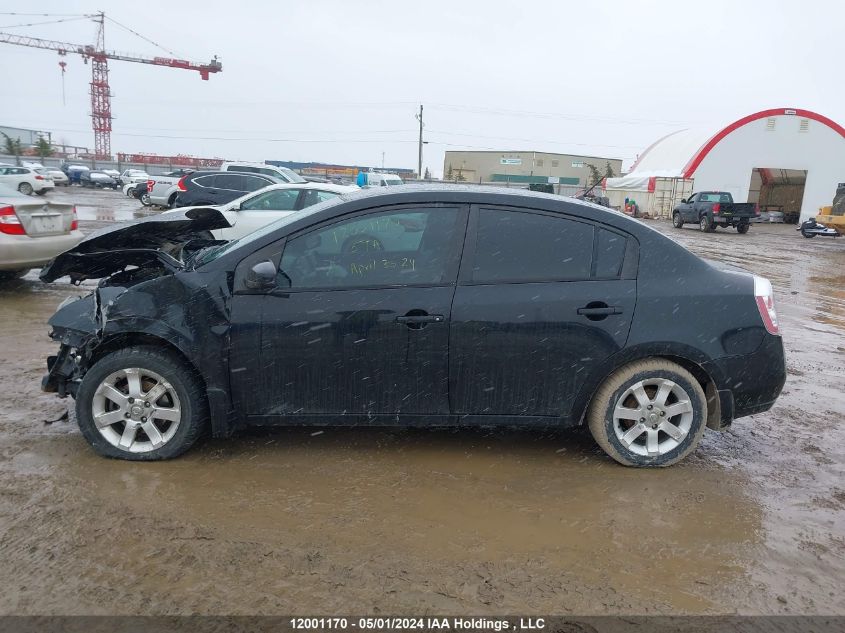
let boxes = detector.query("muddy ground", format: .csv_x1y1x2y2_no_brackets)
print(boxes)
0,187,843,615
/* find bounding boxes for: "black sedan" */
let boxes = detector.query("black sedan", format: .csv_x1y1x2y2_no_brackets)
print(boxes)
40,186,786,466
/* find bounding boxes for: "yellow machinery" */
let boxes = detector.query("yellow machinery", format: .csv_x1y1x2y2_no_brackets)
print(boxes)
816,182,845,230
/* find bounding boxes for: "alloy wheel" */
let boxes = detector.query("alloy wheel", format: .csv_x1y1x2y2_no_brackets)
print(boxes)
612,378,694,457
91,367,182,453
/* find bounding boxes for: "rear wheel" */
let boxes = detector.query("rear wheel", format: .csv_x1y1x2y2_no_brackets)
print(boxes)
672,212,683,229
18,182,33,195
167,194,178,209
587,359,707,467
75,346,208,460
699,215,714,232
737,222,750,234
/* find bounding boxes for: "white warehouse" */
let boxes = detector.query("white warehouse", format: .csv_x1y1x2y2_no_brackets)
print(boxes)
604,108,845,221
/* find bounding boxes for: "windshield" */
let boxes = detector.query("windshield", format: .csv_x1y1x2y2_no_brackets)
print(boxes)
384,178,403,186
278,167,306,184
195,195,345,265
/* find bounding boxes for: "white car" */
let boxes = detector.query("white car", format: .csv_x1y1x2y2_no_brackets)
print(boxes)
119,169,149,186
166,182,357,240
0,165,55,195
40,168,69,186
220,161,306,184
0,184,83,279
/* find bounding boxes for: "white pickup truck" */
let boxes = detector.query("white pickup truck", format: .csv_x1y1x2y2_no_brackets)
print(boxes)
146,169,198,208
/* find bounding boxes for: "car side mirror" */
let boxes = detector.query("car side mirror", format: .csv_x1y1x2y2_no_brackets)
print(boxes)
245,260,277,290
680,198,687,204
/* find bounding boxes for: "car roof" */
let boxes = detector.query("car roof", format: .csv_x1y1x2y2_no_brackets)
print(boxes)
258,182,358,193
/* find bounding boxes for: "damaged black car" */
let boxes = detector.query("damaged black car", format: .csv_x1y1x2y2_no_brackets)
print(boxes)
41,185,786,465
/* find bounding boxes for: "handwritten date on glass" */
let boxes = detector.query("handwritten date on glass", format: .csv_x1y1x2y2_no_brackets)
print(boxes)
350,258,416,276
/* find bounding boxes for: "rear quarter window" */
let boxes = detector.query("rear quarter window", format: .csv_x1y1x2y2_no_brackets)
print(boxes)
472,209,594,283
594,228,627,278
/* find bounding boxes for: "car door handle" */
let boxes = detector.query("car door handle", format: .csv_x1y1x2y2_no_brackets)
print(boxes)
577,304,623,318
396,313,444,328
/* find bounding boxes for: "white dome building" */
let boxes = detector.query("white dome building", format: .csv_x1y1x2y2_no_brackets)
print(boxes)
604,108,845,221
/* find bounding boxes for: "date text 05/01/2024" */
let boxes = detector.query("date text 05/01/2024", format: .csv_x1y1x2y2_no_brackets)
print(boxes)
289,618,546,631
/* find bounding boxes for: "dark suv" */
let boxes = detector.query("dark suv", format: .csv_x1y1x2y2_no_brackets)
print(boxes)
41,185,786,466
174,171,281,207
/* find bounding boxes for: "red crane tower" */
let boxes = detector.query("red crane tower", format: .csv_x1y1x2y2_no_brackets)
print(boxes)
0,12,222,158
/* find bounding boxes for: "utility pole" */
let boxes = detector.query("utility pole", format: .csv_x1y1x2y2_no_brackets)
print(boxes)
381,151,385,170
415,104,424,179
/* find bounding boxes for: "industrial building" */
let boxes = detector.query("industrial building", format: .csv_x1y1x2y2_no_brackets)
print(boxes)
443,150,623,187
604,108,845,221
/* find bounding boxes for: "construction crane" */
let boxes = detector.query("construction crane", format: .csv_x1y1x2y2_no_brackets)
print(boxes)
0,12,222,159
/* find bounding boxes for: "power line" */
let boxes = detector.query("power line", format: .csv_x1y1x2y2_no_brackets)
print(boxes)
104,15,181,58
426,129,645,150
0,15,93,29
428,102,701,126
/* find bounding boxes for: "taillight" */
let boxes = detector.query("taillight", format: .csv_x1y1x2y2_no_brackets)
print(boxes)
754,275,780,336
754,203,760,216
712,203,720,215
177,176,188,191
147,179,155,190
0,205,26,235
70,205,78,231
34,175,45,180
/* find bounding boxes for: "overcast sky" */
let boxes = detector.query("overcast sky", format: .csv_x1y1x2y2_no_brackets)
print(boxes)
0,0,841,176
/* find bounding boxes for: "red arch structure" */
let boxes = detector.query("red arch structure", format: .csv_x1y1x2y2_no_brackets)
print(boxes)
679,108,845,179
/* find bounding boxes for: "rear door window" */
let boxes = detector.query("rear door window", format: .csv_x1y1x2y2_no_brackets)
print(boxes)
471,208,594,283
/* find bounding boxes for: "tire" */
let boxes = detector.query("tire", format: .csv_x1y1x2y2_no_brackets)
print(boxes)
736,222,750,234
18,182,33,195
699,215,714,232
75,346,208,460
126,186,137,197
167,194,178,209
140,192,152,206
35,190,47,196
801,230,815,238
587,359,707,467
672,212,683,229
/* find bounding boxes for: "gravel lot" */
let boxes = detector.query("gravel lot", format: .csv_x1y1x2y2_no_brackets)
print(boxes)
0,186,843,615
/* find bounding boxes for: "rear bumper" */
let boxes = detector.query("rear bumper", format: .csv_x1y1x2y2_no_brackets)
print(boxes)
0,230,84,270
713,216,753,226
704,333,786,422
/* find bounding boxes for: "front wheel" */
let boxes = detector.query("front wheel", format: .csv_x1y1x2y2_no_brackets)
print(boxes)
140,192,152,206
672,212,684,229
587,359,707,467
75,346,208,460
737,222,750,234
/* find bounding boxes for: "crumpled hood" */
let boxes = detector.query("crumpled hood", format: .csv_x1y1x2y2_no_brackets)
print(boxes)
40,207,231,283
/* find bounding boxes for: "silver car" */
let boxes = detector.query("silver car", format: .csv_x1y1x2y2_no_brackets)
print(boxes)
0,184,84,280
